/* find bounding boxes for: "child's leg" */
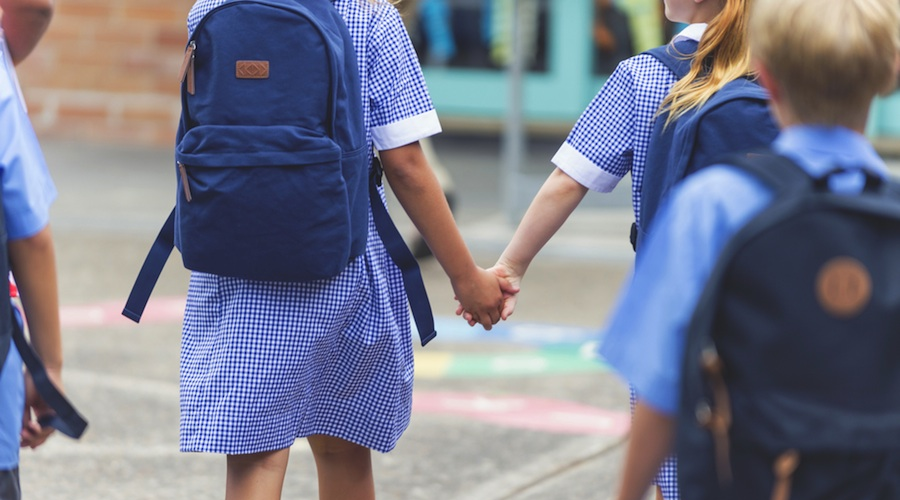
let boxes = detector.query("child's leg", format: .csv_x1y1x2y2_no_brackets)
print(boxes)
307,434,375,500
225,448,290,500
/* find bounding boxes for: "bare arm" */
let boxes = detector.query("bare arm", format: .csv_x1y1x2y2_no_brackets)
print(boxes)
8,225,62,447
615,401,676,500
0,0,54,64
491,167,588,318
379,142,513,329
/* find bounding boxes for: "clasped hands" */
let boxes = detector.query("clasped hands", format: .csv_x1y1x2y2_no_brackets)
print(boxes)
453,261,521,330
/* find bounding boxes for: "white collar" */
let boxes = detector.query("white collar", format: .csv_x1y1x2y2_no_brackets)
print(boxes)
673,23,707,43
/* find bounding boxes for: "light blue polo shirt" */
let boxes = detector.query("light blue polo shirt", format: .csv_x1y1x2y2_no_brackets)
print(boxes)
0,32,58,469
599,125,888,415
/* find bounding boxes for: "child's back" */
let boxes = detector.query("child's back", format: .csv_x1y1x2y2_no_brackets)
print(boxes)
600,0,900,498
176,1,511,497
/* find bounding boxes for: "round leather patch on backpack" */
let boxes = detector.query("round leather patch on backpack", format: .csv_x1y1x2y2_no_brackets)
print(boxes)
815,257,872,318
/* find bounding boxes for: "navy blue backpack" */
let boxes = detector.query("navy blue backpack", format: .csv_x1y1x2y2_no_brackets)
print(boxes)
632,40,779,249
677,153,900,499
124,0,436,345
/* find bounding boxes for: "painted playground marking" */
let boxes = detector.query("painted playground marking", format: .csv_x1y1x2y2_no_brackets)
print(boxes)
61,296,609,379
61,297,185,328
413,392,629,436
61,299,626,436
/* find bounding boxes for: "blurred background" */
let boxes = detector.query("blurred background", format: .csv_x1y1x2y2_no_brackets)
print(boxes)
15,0,900,150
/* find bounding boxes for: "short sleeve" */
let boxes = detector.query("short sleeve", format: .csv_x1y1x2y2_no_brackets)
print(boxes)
0,38,56,240
552,61,637,193
367,7,441,150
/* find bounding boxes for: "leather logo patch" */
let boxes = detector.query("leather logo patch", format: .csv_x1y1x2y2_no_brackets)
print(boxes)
815,257,872,318
236,60,269,79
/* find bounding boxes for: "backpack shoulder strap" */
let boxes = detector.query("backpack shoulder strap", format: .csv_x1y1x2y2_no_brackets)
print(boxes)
672,78,772,171
720,150,814,195
122,209,176,323
369,158,436,346
632,39,699,249
642,38,698,80
681,151,811,359
10,306,89,438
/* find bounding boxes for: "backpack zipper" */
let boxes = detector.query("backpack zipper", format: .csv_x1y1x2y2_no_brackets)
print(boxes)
178,162,193,202
698,347,734,486
179,41,196,95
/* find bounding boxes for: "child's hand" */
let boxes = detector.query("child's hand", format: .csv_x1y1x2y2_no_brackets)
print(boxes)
491,262,521,320
452,267,518,330
20,368,59,449
457,262,521,326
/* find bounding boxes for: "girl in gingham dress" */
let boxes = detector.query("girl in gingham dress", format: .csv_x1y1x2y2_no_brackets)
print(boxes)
180,1,511,498
464,0,758,498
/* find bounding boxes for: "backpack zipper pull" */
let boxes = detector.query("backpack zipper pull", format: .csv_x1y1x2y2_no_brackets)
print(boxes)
179,41,196,95
699,347,734,486
178,162,193,202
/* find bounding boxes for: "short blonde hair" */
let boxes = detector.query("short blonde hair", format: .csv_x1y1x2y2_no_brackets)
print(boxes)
750,0,900,125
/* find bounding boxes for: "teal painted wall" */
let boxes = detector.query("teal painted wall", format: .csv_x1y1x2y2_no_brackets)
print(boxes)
423,0,900,139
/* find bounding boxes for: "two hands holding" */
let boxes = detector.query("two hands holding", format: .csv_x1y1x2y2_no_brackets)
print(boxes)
452,259,522,330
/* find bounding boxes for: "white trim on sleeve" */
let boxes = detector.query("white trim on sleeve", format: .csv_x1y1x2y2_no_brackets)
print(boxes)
552,142,623,193
372,110,442,150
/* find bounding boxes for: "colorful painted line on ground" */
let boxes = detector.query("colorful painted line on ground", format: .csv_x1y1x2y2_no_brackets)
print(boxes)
61,297,604,344
432,315,601,346
61,297,185,328
62,298,625,435
413,392,629,436
415,343,608,379
60,296,609,378
62,296,605,345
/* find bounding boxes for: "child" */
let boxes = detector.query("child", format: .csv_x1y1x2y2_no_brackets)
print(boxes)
599,0,900,498
179,1,513,499
1,0,66,496
466,0,762,497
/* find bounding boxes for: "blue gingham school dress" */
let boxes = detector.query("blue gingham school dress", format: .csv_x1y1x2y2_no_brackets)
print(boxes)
179,0,441,455
554,29,705,500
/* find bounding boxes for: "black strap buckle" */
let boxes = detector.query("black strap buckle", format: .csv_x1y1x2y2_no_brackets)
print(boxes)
371,157,384,187
630,222,639,252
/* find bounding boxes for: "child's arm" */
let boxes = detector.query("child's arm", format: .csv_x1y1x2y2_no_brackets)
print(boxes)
8,225,62,448
490,167,588,319
0,0,54,64
379,141,516,330
616,401,676,500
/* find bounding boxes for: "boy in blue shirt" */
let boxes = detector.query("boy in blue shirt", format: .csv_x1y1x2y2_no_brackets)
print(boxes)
598,0,900,498
1,0,64,497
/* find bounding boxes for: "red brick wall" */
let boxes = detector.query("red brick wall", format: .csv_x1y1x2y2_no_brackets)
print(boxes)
14,0,189,147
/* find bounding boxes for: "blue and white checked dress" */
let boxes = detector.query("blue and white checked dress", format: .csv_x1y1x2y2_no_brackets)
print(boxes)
552,24,705,229
554,25,706,500
179,0,441,455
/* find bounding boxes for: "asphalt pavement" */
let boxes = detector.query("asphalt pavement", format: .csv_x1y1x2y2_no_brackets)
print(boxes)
18,133,900,500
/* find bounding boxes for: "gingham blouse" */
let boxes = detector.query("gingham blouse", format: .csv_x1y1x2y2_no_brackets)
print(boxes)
551,24,705,227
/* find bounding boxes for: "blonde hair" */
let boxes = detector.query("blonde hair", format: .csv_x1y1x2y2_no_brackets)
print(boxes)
750,0,900,125
661,0,752,125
